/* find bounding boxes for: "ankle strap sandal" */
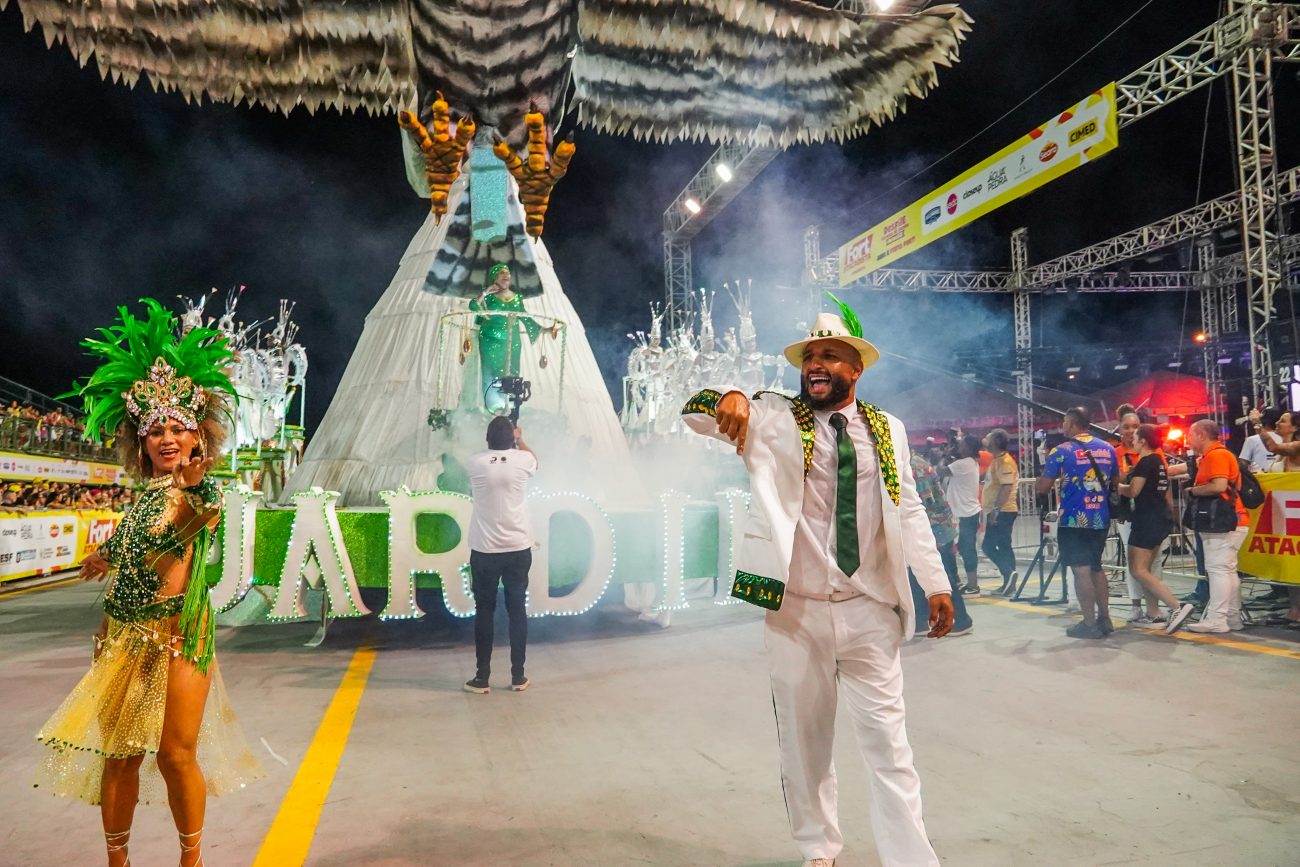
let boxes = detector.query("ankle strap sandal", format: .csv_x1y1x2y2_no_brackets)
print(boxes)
178,827,203,866
104,829,130,866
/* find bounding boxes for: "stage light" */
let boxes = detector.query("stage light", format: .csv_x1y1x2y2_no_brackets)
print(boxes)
1114,361,1129,370
683,197,702,215
1168,360,1183,368
1168,428,1184,442
1193,331,1208,344
715,163,733,183
1067,373,1076,380
1217,356,1232,364
1066,365,1081,374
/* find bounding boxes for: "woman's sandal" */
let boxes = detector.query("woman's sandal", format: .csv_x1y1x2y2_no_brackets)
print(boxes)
179,828,203,866
105,829,130,866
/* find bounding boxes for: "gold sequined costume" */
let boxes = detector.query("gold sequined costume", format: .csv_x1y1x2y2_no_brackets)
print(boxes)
35,476,264,804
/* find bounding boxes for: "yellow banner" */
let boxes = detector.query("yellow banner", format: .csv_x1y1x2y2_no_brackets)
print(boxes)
0,450,127,485
838,83,1119,284
0,508,122,583
1238,472,1300,586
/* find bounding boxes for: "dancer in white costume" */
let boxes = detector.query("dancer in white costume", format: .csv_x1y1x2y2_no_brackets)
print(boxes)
683,306,954,867
286,170,640,507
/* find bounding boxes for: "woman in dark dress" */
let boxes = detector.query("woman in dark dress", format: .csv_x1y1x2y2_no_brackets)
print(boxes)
1118,424,1195,635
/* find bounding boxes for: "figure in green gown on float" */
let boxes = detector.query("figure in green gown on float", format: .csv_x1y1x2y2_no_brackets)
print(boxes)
470,264,540,413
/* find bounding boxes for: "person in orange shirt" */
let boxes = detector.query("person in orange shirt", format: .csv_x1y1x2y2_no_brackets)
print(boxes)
1183,419,1249,634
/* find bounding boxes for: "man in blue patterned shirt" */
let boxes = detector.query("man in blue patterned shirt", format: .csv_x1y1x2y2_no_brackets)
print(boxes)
1038,407,1119,639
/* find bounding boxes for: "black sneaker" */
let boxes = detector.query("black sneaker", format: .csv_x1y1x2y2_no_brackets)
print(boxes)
464,676,490,694
511,675,529,692
1065,620,1104,639
961,585,982,596
1095,615,1114,636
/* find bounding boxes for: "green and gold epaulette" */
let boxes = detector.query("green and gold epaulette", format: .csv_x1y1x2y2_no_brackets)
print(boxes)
858,400,900,507
681,389,723,417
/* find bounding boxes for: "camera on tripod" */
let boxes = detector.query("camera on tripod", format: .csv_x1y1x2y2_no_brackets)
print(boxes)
494,376,532,423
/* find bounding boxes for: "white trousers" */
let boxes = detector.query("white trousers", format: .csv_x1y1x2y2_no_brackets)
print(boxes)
1200,527,1248,625
765,594,938,866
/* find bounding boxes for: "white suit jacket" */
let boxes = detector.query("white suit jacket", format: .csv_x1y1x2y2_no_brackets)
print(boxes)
683,389,950,640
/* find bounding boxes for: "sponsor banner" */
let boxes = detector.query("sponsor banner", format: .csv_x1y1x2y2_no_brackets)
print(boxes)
0,509,123,582
1238,473,1300,586
839,82,1119,284
0,450,127,485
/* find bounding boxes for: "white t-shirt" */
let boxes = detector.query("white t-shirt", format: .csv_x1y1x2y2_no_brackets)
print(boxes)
1239,431,1282,472
945,456,982,518
465,448,537,553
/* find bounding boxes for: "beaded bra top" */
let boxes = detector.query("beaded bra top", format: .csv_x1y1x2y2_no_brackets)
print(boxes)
99,476,221,623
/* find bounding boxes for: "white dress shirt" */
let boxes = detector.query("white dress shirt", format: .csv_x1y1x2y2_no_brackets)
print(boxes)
787,407,897,606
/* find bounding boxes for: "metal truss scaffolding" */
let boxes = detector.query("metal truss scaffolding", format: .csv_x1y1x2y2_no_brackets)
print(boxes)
797,3,1300,408
660,145,778,330
1197,238,1229,427
1011,228,1034,507
1228,0,1291,400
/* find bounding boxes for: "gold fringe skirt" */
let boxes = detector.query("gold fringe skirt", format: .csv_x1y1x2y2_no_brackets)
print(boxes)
34,616,265,805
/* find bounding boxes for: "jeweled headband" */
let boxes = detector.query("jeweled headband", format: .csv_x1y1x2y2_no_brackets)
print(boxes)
123,357,209,435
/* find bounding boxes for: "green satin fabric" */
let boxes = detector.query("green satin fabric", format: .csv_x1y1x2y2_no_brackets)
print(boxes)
830,412,860,577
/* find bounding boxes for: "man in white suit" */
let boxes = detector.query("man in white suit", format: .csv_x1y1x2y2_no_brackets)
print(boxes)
682,308,953,867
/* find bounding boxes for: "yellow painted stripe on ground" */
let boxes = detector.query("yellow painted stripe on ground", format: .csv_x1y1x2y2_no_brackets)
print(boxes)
969,597,1300,661
252,647,378,867
969,596,1054,615
0,576,80,599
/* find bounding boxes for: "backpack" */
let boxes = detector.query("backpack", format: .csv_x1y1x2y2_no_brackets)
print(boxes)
1236,457,1266,509
1183,455,1263,533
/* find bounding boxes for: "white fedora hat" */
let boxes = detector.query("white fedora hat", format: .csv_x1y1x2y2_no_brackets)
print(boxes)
783,311,881,370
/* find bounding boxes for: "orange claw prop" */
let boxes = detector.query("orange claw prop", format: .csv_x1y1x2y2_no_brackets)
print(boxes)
493,109,575,239
398,92,476,223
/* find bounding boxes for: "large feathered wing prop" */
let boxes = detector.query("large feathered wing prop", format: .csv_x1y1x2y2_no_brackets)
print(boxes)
3,0,414,115
7,0,971,148
573,0,973,147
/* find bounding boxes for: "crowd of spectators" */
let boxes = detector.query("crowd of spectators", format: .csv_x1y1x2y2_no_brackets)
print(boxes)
0,481,133,514
4,400,85,434
1,400,116,460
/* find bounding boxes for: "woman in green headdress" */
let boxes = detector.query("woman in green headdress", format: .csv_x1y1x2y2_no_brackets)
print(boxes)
469,264,540,411
35,300,262,867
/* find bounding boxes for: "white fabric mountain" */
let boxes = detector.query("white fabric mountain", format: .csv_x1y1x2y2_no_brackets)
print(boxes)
285,173,641,507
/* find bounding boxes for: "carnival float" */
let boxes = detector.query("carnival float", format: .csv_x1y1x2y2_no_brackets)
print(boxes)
7,0,972,629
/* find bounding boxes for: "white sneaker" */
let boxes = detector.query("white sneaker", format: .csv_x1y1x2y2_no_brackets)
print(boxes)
803,860,836,867
1187,618,1229,634
1165,603,1196,635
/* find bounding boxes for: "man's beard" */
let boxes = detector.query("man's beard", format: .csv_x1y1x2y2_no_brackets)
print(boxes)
800,373,855,410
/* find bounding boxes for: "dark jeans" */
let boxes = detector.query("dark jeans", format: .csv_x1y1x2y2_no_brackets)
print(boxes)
957,515,981,578
1190,532,1209,602
982,512,1018,580
470,549,532,678
909,540,973,633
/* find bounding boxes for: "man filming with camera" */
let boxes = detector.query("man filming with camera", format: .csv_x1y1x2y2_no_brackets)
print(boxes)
463,416,538,694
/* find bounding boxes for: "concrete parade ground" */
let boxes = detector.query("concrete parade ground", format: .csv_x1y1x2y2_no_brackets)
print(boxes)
2,573,1297,867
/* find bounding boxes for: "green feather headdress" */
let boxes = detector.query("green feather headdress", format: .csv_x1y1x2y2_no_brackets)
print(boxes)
825,291,863,339
64,299,236,441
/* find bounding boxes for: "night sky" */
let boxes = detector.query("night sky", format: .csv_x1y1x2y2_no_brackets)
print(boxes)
2,0,1294,432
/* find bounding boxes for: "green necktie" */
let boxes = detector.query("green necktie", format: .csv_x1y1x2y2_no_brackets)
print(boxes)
830,412,860,577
